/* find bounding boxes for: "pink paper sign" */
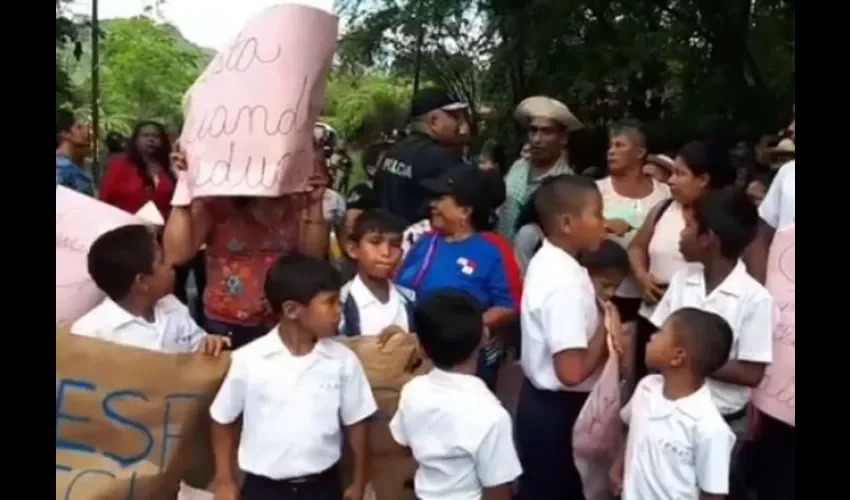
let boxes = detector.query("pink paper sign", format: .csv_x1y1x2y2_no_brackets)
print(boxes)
573,354,623,500
56,187,145,326
752,224,795,427
178,4,338,199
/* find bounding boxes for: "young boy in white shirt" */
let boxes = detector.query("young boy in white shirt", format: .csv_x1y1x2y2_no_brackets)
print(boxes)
390,289,521,500
611,308,736,499
71,224,230,356
209,255,377,500
340,209,415,339
516,175,610,500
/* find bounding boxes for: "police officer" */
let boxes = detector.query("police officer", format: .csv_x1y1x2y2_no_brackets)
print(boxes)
374,88,469,224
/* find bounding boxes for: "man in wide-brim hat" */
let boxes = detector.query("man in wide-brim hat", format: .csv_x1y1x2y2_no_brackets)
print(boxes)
497,96,583,241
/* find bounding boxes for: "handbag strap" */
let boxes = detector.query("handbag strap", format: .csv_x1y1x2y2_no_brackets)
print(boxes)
412,235,439,290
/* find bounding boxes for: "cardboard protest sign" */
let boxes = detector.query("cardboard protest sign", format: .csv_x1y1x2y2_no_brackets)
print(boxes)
573,353,622,500
340,335,426,500
752,224,795,427
177,1,338,200
56,186,147,326
56,328,229,500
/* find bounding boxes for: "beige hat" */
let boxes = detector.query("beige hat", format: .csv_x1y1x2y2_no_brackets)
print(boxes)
515,96,584,132
768,138,795,155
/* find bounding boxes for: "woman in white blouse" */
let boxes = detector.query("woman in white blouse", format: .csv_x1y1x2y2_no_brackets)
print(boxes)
627,140,737,379
597,121,671,323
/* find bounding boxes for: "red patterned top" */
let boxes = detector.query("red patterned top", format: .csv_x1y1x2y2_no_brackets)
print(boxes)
203,197,302,326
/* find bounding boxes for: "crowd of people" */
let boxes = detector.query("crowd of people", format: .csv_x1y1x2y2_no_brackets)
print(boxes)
56,83,795,500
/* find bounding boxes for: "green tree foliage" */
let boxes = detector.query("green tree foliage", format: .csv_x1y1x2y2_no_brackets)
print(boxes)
323,74,413,143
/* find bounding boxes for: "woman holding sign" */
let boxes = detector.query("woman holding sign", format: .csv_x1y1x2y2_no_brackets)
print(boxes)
163,146,330,349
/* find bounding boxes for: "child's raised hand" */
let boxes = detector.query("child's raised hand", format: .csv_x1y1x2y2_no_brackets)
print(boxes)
199,334,232,357
609,457,624,495
376,325,408,348
603,301,626,359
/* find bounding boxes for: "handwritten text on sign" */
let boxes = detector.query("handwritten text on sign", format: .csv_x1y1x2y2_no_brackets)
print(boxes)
179,4,339,198
56,378,202,499
752,224,795,427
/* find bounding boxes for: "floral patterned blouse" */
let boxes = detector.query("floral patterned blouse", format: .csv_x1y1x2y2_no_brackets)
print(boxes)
203,197,302,326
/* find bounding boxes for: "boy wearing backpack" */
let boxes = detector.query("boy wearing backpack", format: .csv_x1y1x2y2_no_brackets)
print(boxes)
339,209,416,339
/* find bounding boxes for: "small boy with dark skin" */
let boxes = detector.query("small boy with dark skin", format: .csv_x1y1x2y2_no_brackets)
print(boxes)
611,308,736,499
209,255,377,500
71,224,230,356
341,209,415,342
580,239,632,362
390,290,521,500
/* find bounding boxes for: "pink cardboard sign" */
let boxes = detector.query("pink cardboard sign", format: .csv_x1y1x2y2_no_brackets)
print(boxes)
573,354,622,500
752,224,795,427
177,3,338,200
56,187,145,326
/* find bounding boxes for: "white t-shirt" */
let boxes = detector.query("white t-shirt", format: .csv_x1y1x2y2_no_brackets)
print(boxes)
759,161,795,231
621,375,735,499
70,295,206,354
390,369,522,500
597,177,671,298
339,276,413,336
521,240,601,392
650,262,774,414
638,202,687,320
209,331,377,479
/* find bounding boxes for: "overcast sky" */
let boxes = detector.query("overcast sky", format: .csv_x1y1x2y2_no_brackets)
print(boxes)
68,0,337,51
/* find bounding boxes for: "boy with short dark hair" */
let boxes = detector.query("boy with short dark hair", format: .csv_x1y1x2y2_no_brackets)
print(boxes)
516,174,610,499
390,290,521,500
71,224,229,356
612,308,736,499
340,209,415,339
209,255,377,500
580,238,632,302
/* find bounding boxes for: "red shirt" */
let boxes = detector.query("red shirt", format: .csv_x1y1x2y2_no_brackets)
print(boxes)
99,154,175,218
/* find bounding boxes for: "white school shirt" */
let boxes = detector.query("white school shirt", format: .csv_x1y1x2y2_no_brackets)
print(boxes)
520,239,601,392
650,261,774,414
759,160,795,230
389,369,522,500
638,202,687,320
208,330,377,479
597,177,671,298
70,295,206,353
621,375,735,499
339,276,412,335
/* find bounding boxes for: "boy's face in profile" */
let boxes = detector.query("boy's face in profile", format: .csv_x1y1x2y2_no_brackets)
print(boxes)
645,318,686,371
568,191,607,252
679,207,709,263
590,269,628,302
347,230,403,279
137,239,175,301
285,291,341,339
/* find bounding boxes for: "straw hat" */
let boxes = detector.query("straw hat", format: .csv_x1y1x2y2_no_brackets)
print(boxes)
768,138,795,155
515,96,584,132
646,154,675,172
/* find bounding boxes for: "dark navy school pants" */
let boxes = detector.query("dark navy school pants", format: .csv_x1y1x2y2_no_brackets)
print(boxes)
515,379,588,500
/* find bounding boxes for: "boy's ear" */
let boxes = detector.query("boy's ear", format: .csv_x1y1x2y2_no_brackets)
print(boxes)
281,301,301,321
344,240,358,260
560,213,573,235
133,273,148,292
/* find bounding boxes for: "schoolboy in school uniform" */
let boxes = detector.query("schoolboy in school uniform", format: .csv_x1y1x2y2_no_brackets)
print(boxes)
650,187,773,497
390,290,521,500
651,188,773,421
71,224,230,356
516,175,610,500
611,308,736,499
580,238,632,303
209,255,377,500
339,209,416,339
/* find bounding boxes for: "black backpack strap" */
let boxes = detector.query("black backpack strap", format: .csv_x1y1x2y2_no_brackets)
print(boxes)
651,198,674,230
340,291,362,337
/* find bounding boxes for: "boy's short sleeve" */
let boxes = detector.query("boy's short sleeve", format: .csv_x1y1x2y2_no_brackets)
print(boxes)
735,292,774,364
543,285,592,353
209,355,249,424
340,353,378,426
758,161,792,229
475,411,523,487
694,420,736,495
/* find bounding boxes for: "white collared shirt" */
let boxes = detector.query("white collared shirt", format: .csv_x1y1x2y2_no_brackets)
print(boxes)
70,295,205,353
759,160,795,230
621,375,735,499
340,276,411,336
209,330,377,479
650,261,774,414
520,239,601,392
389,369,522,500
